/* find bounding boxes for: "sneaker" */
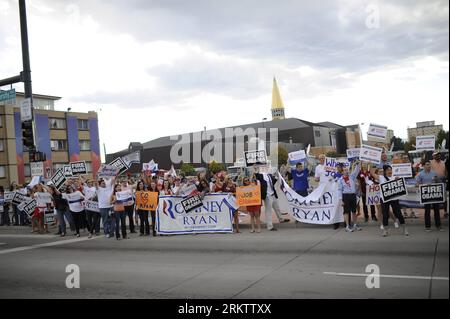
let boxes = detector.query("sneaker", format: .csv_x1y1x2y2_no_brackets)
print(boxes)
106,234,111,238
116,237,121,240
425,228,432,233
382,229,388,237
394,222,399,229
372,217,378,222
88,233,92,239
353,224,362,231
269,228,278,231
403,226,409,236
380,225,384,230
60,233,66,237
438,227,444,232
76,234,81,238
345,226,354,232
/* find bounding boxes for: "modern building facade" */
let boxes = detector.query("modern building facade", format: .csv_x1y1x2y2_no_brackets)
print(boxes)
407,121,443,142
0,92,101,187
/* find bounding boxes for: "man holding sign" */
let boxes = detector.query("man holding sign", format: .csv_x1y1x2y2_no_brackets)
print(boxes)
416,160,444,232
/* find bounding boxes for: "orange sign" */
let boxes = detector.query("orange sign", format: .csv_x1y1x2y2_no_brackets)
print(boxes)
135,191,159,211
236,185,261,207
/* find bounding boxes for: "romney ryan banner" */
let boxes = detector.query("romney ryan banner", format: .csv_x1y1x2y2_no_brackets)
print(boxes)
275,173,344,225
156,193,234,235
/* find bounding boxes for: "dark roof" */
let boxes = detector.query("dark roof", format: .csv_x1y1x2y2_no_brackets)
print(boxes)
16,91,61,100
316,121,345,129
142,117,314,150
345,124,360,130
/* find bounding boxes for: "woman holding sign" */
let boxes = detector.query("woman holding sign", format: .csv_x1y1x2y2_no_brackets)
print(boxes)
222,178,240,233
147,182,159,236
62,185,86,237
110,184,128,240
136,181,151,236
243,177,262,233
372,166,409,237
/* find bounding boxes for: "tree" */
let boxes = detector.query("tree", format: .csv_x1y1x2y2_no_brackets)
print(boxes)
436,130,448,149
278,145,288,166
325,151,340,158
208,160,225,174
404,141,415,153
390,136,405,152
180,163,195,176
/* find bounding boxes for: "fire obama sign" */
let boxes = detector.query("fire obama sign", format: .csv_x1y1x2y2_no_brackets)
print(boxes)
419,183,446,205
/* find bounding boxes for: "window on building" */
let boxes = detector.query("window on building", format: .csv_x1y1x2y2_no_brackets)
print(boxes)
0,115,3,128
24,164,31,177
51,140,68,151
77,119,89,130
0,166,5,178
0,140,4,152
79,140,90,151
315,130,321,138
49,118,66,129
85,161,92,173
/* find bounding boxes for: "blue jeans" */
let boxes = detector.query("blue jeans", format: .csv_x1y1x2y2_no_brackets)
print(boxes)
100,208,113,235
56,208,72,234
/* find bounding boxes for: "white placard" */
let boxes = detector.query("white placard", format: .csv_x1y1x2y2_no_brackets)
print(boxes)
415,135,435,151
288,150,306,164
367,123,388,140
30,162,44,177
346,148,360,160
20,98,32,121
392,163,413,178
359,144,383,164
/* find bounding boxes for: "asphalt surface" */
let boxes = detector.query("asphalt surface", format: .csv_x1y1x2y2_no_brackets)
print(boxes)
0,217,448,299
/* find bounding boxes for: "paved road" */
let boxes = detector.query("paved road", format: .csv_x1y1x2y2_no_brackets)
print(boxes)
0,218,448,299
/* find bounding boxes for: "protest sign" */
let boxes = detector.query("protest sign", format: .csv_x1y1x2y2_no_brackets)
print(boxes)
135,191,159,211
21,199,37,217
115,190,133,203
392,163,413,178
51,169,67,191
122,151,141,167
156,193,233,235
367,123,388,140
70,161,87,175
366,184,382,206
275,173,344,225
223,193,239,211
416,135,435,151
236,185,261,207
324,157,350,173
85,200,100,213
288,150,306,165
4,191,14,203
12,192,30,205
346,148,360,161
419,183,445,205
359,145,383,164
181,195,203,213
180,184,198,197
108,157,128,175
244,150,267,167
30,162,44,177
380,178,408,202
97,164,119,178
45,211,55,224
63,165,73,177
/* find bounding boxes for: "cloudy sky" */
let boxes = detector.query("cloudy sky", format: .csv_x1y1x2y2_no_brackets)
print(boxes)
0,0,448,158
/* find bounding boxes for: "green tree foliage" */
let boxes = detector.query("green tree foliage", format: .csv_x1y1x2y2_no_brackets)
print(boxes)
180,163,195,176
208,160,226,174
278,145,288,166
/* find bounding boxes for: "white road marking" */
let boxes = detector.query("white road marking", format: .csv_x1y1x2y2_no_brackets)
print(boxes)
0,236,102,255
323,272,449,281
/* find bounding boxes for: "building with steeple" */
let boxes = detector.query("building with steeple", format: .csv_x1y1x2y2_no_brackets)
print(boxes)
271,77,285,120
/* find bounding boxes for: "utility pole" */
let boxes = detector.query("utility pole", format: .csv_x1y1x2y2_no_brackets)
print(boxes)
19,0,33,101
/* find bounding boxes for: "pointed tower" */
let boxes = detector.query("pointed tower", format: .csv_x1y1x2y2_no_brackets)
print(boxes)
271,77,285,120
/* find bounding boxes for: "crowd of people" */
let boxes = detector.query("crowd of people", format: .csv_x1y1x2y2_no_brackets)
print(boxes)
0,150,448,238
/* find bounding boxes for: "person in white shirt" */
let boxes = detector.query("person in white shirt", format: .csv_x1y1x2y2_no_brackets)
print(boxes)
314,154,329,184
120,179,138,234
97,177,116,238
81,178,100,238
62,185,86,237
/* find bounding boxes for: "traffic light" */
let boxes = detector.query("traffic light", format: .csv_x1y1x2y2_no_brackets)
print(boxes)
29,150,46,163
21,120,35,150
